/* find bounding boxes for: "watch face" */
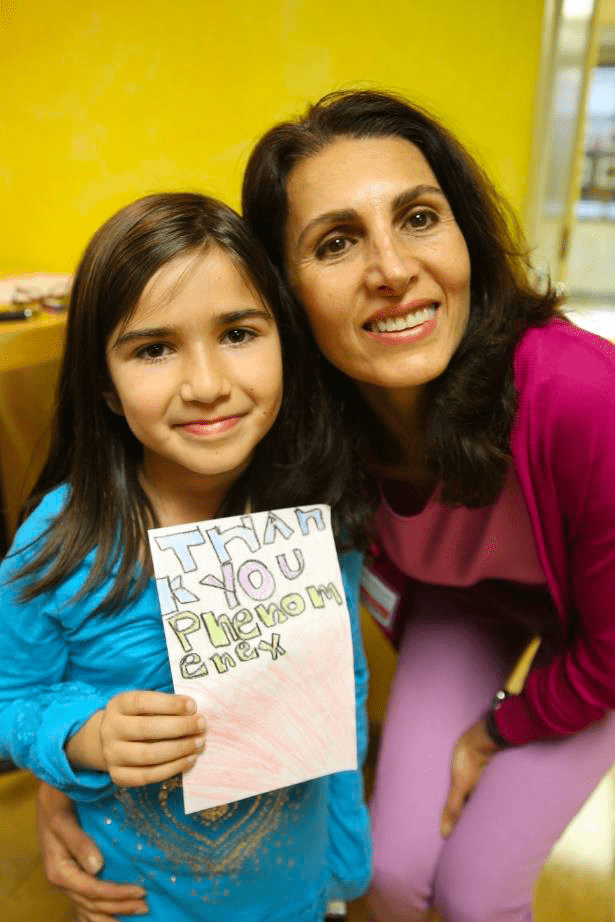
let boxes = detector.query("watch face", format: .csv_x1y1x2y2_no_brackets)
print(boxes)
492,688,512,708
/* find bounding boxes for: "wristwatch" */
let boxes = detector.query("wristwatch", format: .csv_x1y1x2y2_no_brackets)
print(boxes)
484,689,515,749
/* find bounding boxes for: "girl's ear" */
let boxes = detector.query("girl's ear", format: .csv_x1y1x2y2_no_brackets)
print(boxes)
103,389,124,416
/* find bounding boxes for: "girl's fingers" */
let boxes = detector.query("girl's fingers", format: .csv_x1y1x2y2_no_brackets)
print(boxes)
113,690,196,716
115,735,205,768
112,712,206,742
110,752,200,788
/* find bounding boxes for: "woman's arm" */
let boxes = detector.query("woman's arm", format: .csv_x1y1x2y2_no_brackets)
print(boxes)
497,329,615,743
439,717,499,836
36,783,148,921
441,328,615,830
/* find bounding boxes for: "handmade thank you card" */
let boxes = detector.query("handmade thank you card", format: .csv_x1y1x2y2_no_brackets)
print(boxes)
148,505,357,814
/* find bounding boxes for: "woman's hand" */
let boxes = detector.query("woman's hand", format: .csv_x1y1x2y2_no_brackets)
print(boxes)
440,718,499,837
36,782,148,920
67,690,206,786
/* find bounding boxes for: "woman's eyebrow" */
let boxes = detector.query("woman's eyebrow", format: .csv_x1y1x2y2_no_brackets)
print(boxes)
296,209,358,248
391,185,444,213
297,184,445,248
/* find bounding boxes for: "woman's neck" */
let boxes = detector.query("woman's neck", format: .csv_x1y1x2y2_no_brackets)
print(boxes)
356,382,435,491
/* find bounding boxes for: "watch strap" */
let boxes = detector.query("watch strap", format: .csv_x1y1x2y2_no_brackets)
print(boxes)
484,689,515,749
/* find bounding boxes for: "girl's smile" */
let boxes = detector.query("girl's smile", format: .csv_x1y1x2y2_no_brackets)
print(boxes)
175,415,246,437
105,245,283,515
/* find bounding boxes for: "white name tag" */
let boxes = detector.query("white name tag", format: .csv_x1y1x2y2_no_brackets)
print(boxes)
361,565,400,629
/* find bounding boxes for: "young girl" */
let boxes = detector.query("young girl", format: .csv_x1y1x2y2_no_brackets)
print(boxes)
0,193,371,921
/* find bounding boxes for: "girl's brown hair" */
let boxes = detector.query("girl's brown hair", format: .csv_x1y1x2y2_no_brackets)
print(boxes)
17,193,372,612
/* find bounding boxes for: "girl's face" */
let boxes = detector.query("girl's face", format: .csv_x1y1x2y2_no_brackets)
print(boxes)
105,246,283,499
284,136,471,408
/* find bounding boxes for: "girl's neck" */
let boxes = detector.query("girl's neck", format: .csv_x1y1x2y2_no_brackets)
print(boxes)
139,464,237,527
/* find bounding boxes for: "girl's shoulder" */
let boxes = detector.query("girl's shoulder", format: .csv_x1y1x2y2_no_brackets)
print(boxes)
12,485,70,550
3,486,70,577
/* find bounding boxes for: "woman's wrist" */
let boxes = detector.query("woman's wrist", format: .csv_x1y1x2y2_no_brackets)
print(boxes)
484,689,515,750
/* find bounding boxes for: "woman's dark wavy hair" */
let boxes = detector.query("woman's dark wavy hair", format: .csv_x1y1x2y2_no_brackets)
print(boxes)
242,89,564,506
17,192,370,613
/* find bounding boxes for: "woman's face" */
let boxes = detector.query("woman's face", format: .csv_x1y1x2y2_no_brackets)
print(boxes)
284,136,471,405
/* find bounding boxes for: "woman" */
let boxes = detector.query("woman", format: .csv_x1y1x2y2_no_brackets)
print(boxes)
37,90,615,922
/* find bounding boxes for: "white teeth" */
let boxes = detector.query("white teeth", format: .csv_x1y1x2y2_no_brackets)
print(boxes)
369,305,437,333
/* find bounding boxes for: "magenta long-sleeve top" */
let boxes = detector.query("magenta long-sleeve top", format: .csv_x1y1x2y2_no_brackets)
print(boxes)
374,319,615,746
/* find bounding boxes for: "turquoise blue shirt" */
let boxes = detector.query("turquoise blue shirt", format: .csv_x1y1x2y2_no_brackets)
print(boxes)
0,487,371,921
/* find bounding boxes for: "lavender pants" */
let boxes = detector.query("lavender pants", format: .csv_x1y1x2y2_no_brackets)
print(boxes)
368,584,615,922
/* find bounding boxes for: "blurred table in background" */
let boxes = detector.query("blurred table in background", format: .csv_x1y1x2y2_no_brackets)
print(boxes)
0,275,69,548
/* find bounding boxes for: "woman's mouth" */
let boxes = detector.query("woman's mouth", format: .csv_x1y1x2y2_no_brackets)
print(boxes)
365,304,438,333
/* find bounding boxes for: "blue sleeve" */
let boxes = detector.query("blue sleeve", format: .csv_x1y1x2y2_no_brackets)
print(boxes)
326,550,372,902
0,512,113,801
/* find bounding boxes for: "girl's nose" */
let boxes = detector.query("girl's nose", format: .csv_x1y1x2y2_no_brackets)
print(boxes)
179,351,231,404
365,233,418,293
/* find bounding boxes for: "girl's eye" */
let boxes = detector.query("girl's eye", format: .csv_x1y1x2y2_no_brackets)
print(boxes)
135,342,170,361
222,327,256,345
315,234,354,260
405,208,439,231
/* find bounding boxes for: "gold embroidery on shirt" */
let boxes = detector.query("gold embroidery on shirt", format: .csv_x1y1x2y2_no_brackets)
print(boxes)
115,779,297,877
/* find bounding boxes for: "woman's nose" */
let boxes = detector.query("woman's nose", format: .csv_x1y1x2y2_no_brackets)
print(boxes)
365,233,417,293
179,350,231,404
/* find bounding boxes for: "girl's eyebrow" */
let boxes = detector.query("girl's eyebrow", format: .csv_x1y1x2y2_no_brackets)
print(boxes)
296,184,444,248
112,309,273,349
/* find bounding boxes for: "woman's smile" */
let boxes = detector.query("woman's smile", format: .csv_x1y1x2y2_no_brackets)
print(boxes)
363,300,439,335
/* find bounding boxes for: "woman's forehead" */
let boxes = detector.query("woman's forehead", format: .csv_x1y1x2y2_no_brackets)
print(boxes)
285,136,440,237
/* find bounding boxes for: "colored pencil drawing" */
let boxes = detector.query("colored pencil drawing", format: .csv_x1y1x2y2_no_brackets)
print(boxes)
148,505,357,813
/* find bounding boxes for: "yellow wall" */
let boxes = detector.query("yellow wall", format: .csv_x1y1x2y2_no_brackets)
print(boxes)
0,0,546,723
0,0,545,276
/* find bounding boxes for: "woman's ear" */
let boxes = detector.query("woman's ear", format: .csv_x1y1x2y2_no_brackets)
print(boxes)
103,389,124,416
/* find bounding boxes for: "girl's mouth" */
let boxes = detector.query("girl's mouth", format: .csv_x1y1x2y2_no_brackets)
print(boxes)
365,304,438,333
178,416,243,436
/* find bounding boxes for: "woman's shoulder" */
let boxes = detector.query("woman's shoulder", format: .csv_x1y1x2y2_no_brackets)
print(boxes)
514,317,615,403
512,318,615,468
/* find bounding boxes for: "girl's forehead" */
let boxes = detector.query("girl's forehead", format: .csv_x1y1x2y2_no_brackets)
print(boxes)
139,248,222,310
117,246,272,333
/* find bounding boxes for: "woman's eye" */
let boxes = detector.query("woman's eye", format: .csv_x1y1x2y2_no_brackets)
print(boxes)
223,327,256,345
315,234,353,260
406,208,438,231
136,342,170,361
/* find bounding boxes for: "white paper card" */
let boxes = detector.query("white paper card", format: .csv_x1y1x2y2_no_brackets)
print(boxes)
148,505,357,814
